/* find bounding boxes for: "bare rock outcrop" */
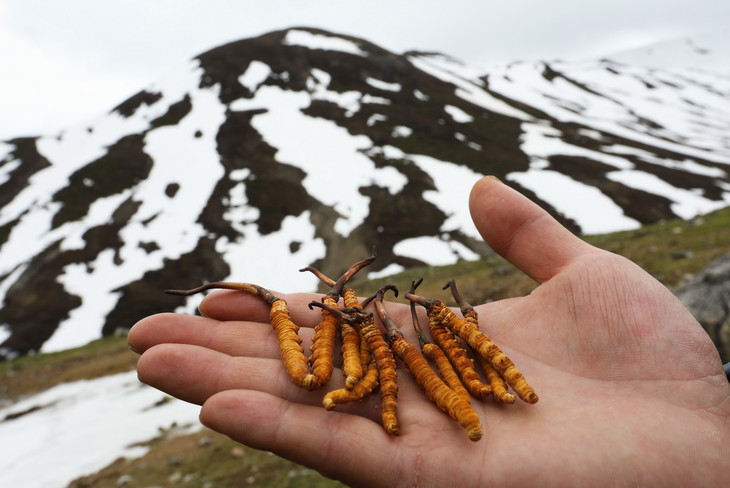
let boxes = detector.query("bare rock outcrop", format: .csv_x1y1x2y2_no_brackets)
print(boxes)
675,254,730,363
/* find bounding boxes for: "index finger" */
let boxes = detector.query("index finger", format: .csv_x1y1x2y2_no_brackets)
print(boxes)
199,289,326,328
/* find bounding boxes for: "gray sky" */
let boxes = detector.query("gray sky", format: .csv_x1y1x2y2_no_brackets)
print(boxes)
1,0,728,141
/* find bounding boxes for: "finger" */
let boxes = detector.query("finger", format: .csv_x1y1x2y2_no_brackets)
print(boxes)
199,289,329,328
469,176,598,283
199,389,397,486
136,343,325,407
137,342,383,420
199,289,271,322
128,313,290,358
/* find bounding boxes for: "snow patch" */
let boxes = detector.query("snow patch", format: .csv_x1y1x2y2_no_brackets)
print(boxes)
284,30,366,57
392,126,413,138
607,169,730,219
0,371,201,488
394,236,478,266
217,211,325,294
0,60,217,287
366,77,401,92
59,191,134,251
239,60,271,92
43,250,124,352
0,142,12,161
230,168,251,181
507,169,640,234
367,113,388,126
0,324,10,347
0,202,63,276
408,154,483,238
0,158,20,186
409,54,531,121
368,262,405,279
445,104,473,123
414,89,429,101
602,144,727,178
489,59,730,164
604,31,730,75
231,84,407,236
26,62,226,353
520,121,634,170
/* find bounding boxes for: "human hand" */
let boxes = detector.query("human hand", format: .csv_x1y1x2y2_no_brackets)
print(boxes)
129,176,730,487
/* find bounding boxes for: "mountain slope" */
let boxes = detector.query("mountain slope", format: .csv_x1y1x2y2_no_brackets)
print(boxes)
1,27,729,358
603,30,730,74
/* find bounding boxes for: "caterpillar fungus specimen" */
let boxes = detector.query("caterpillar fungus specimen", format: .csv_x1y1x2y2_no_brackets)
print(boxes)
300,255,375,390
442,280,515,404
406,280,538,405
410,278,491,400
300,259,381,410
366,285,482,441
310,296,400,436
164,251,538,440
165,253,376,392
165,281,319,389
408,281,471,404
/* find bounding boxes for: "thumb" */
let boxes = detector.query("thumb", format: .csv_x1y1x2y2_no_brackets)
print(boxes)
469,176,596,283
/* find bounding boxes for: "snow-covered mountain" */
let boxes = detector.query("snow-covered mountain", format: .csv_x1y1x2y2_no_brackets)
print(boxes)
1,27,729,358
602,30,730,75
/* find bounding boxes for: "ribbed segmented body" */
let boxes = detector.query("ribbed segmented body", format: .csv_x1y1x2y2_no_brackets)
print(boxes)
391,337,482,441
428,301,538,404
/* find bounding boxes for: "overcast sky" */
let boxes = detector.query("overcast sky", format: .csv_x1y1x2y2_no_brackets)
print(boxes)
1,0,728,141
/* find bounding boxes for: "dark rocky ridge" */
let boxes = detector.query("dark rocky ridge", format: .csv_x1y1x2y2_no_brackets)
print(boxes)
675,254,730,363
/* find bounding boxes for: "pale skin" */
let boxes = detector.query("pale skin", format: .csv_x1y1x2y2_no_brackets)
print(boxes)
129,176,730,487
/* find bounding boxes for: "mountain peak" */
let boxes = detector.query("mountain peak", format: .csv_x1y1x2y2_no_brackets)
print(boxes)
601,30,730,74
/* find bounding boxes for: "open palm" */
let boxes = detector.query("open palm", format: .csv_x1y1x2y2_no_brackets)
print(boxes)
129,176,730,487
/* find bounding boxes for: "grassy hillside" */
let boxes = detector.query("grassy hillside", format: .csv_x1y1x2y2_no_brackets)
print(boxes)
2,206,729,487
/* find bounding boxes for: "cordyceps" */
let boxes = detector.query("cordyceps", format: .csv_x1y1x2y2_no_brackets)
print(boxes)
300,252,375,390
309,298,400,436
442,280,515,404
365,285,482,441
408,281,471,404
300,253,376,390
410,278,491,400
405,280,538,405
164,253,377,392
163,252,539,441
300,257,382,412
164,281,320,390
